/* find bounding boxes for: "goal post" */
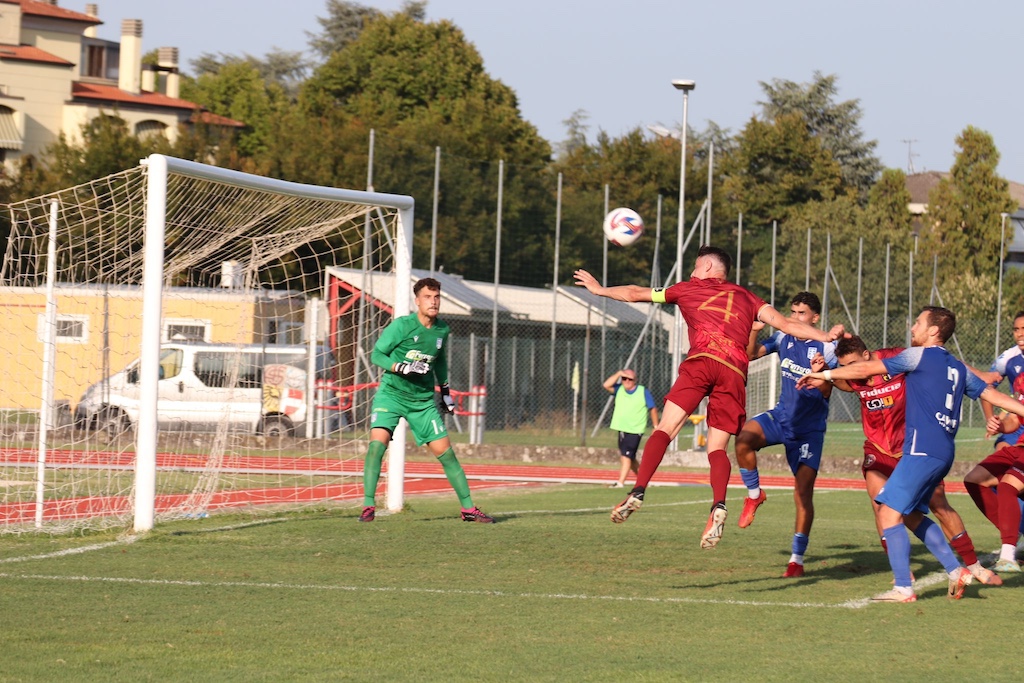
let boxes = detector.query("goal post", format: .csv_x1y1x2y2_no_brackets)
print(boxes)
1,154,413,534
134,155,413,531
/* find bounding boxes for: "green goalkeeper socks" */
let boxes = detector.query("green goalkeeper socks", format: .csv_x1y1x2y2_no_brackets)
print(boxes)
362,440,387,507
438,448,473,508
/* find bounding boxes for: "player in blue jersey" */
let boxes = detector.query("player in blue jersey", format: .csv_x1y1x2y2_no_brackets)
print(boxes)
735,292,836,578
798,306,1024,602
980,311,1024,447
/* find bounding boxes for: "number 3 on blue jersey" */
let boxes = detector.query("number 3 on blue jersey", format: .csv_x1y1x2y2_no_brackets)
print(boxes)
945,366,959,411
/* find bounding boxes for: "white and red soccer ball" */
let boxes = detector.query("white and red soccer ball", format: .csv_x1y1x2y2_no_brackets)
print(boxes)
602,207,644,247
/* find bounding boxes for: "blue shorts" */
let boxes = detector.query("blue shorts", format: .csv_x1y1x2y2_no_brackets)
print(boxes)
875,453,953,516
618,432,642,459
752,407,825,476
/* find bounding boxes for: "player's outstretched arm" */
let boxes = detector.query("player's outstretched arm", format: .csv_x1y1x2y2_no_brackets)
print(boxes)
573,269,653,302
980,387,1024,421
796,359,887,390
758,305,845,343
747,320,766,360
966,365,1002,423
986,413,1020,437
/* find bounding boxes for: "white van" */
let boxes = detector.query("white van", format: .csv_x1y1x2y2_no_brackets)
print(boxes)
74,342,334,437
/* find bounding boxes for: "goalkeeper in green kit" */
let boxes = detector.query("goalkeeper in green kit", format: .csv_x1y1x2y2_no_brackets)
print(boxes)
358,277,494,523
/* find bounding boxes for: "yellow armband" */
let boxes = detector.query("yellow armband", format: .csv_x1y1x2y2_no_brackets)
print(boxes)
651,288,667,304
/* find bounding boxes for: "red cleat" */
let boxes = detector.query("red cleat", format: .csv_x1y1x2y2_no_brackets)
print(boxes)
738,490,767,528
947,567,973,600
782,562,805,578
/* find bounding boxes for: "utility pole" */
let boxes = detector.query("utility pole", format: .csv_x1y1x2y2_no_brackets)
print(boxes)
901,139,919,174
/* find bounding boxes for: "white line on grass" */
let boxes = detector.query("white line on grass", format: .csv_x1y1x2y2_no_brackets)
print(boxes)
0,537,137,563
0,571,867,610
499,489,842,517
500,499,714,516
0,517,290,565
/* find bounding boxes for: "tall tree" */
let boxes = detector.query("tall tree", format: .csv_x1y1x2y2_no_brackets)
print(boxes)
925,126,1016,278
862,168,914,250
759,72,881,197
721,112,843,227
297,10,553,284
182,59,289,157
307,0,426,60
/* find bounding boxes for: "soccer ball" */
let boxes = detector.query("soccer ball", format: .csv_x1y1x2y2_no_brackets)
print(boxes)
603,207,644,247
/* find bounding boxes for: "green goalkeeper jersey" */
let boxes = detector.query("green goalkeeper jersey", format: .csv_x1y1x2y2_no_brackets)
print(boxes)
371,313,450,401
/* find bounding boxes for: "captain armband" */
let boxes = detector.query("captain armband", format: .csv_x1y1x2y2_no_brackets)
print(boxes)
651,288,667,304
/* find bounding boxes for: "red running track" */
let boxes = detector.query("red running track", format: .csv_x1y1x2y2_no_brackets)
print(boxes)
0,447,968,525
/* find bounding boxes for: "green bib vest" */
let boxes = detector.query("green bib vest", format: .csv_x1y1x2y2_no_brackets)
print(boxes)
610,384,649,434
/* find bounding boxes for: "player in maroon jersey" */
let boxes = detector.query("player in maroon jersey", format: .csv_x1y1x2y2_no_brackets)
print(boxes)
815,335,1001,585
963,370,1024,573
574,245,845,549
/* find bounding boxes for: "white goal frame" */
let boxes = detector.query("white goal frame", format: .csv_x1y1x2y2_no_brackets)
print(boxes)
133,155,415,532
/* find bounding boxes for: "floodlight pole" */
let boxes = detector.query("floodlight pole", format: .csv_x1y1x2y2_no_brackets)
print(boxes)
671,79,695,422
996,213,1008,356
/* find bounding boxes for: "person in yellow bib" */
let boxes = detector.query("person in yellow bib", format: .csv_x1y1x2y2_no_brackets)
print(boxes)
603,369,659,488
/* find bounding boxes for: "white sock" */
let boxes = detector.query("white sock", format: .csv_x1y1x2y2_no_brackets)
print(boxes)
948,568,963,580
747,488,761,499
894,585,914,596
789,554,804,565
1001,544,1017,562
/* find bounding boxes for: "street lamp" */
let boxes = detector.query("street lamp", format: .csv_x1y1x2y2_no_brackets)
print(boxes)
671,79,695,390
996,212,1009,355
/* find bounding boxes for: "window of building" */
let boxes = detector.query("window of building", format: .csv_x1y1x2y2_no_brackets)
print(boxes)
163,319,210,342
85,44,105,78
135,120,168,140
36,314,89,344
266,318,303,344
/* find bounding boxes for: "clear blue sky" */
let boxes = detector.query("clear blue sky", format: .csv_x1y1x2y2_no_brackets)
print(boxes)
90,0,1024,182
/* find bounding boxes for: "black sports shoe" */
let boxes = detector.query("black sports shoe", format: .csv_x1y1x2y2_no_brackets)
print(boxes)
358,506,375,522
460,507,495,523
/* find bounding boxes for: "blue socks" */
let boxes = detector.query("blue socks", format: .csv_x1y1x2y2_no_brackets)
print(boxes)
882,523,913,588
912,516,961,574
791,532,809,557
885,518,963,588
740,467,761,496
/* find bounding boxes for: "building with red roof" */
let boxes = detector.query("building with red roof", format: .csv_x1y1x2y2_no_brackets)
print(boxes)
0,1,243,167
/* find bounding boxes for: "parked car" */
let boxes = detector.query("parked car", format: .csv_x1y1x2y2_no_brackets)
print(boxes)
74,342,335,437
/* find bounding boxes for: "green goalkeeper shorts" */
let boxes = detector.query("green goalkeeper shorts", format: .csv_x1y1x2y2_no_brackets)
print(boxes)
369,390,449,446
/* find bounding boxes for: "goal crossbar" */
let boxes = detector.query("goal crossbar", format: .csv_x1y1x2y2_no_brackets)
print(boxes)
141,155,414,532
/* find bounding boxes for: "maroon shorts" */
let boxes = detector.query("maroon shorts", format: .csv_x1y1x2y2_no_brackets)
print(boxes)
664,356,746,436
975,445,1024,479
862,442,900,478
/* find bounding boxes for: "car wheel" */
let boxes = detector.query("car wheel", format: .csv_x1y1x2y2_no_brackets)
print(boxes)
98,409,130,439
261,416,293,438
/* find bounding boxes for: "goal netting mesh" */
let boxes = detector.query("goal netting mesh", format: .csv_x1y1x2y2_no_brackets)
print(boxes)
745,353,780,419
0,155,411,533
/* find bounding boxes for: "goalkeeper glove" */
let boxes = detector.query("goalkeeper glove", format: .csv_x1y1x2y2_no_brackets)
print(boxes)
393,359,430,375
438,382,455,414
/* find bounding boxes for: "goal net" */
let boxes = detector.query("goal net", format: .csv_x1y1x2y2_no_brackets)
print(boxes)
745,353,780,418
0,155,413,533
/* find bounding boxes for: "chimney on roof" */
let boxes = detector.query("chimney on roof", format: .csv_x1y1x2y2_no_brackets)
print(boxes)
84,4,98,37
141,64,156,92
118,19,143,95
158,47,180,99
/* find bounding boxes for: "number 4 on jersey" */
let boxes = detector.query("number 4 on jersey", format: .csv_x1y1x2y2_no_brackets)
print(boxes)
697,291,737,323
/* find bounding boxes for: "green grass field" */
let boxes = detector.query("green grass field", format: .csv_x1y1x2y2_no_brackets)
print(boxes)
0,483,1018,682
